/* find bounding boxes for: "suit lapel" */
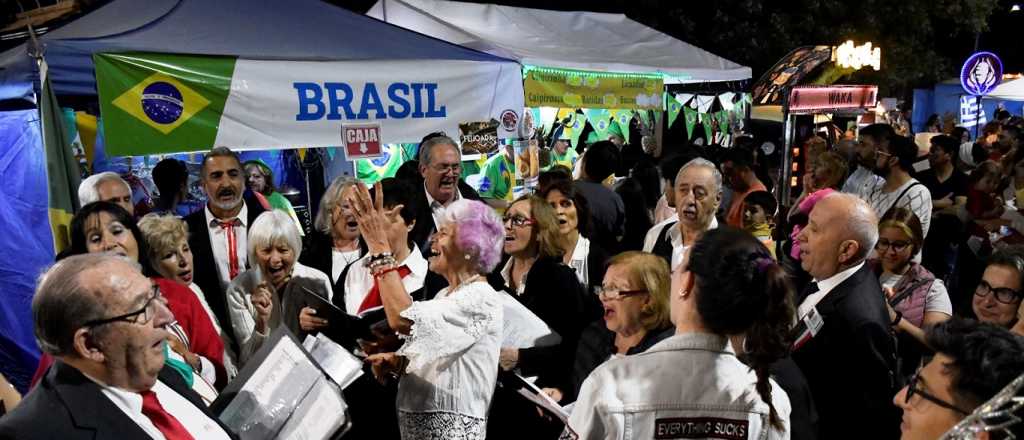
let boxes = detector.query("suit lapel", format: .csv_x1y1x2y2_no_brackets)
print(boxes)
50,361,152,439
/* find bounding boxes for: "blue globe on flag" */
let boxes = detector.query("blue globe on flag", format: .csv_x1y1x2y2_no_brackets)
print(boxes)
141,82,184,125
370,149,392,167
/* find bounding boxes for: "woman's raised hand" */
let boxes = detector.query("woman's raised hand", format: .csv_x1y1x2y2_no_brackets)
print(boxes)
252,281,273,334
346,182,403,255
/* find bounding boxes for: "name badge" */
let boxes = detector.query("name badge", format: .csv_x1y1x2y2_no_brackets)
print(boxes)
654,417,749,440
803,306,824,336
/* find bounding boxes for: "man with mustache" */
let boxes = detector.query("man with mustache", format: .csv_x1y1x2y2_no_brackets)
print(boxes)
0,254,235,439
184,147,266,352
409,134,480,255
647,158,721,271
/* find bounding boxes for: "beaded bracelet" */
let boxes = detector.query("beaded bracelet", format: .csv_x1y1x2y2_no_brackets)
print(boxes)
365,252,394,268
368,256,398,272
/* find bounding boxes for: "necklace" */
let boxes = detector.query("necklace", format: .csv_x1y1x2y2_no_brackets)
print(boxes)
449,274,482,295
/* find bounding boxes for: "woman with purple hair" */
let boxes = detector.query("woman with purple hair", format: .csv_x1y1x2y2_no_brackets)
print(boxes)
348,182,505,440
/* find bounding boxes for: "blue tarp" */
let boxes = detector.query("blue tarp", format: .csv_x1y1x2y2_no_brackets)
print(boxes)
0,0,510,100
0,110,52,394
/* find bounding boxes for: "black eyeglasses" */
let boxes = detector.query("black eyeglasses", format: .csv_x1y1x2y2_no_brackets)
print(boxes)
904,371,970,415
594,286,648,301
82,284,164,328
876,239,912,253
975,280,1023,305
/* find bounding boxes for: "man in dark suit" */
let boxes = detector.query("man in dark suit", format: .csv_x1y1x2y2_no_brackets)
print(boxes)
408,135,480,255
0,254,236,439
184,147,266,351
791,192,899,439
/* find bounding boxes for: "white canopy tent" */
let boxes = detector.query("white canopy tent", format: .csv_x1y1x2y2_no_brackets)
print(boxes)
367,0,751,83
986,78,1024,101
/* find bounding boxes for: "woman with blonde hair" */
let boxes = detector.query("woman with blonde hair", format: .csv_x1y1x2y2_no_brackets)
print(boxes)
300,176,364,295
489,194,594,438
542,251,674,404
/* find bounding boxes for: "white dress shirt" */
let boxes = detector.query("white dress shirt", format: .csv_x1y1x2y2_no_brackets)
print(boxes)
341,245,428,315
424,184,462,232
797,262,865,319
203,203,249,291
89,375,231,440
642,215,719,270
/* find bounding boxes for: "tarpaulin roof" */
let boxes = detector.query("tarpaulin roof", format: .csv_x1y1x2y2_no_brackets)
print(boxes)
0,0,511,100
366,0,751,84
987,78,1024,101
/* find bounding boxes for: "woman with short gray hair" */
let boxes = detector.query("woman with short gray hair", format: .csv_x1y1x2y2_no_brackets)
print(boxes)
226,210,333,366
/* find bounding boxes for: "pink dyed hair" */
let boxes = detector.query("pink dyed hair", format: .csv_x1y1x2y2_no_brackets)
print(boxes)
439,199,504,273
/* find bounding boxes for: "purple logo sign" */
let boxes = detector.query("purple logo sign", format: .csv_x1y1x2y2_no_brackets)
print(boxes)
961,52,1003,96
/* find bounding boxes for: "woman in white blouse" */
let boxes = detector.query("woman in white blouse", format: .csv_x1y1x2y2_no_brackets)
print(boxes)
349,182,504,440
226,210,333,367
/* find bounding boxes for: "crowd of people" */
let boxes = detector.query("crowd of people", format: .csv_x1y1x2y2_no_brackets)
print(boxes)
2,116,1024,440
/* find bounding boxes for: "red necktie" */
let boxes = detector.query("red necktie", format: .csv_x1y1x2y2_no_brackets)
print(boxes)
140,390,195,440
358,265,411,315
218,219,241,280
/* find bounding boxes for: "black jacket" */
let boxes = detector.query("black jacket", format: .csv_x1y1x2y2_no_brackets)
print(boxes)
790,264,900,440
0,361,237,440
567,322,673,402
184,195,266,351
409,180,481,255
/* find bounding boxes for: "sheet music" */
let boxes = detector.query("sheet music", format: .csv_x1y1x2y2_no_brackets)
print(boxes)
499,292,561,348
302,334,364,389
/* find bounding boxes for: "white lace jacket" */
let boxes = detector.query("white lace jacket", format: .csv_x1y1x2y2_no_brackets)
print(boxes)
396,279,503,419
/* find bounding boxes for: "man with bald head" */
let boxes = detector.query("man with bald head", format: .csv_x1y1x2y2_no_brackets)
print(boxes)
0,254,234,439
792,193,899,439
646,158,721,270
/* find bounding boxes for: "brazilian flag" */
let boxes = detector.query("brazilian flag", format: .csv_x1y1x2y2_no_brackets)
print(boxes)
39,65,81,253
356,144,406,184
95,52,236,156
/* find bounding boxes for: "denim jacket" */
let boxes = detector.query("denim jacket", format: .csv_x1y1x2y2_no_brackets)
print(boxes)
563,333,791,440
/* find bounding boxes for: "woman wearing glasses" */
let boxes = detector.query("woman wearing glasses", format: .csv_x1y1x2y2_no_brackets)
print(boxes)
869,207,952,380
541,251,673,405
972,246,1024,329
490,194,594,437
565,227,794,439
31,202,227,392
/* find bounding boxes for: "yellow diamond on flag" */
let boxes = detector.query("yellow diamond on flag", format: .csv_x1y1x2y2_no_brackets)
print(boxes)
111,73,210,135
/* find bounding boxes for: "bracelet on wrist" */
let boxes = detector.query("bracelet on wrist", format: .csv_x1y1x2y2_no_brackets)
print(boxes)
891,311,903,327
373,265,403,279
365,252,394,267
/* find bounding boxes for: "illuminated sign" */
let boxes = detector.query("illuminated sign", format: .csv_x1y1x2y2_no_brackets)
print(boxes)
831,41,881,71
788,85,878,113
961,52,1003,96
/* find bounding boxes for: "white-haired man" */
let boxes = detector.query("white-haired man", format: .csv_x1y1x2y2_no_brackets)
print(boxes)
792,192,899,439
0,254,235,439
645,158,721,270
78,172,133,215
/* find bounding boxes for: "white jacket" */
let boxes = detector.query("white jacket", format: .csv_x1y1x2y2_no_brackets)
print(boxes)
564,332,791,440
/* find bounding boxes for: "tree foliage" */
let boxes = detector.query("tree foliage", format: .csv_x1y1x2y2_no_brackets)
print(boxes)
625,0,1000,96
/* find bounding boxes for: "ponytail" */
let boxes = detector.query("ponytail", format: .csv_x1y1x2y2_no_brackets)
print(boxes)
689,227,797,430
743,261,795,429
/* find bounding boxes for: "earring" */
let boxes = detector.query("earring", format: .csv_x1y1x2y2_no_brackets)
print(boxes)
464,254,472,261
678,289,690,298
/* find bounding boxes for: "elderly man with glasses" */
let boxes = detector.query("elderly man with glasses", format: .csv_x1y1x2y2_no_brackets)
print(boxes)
0,254,236,439
894,318,1024,440
409,134,481,255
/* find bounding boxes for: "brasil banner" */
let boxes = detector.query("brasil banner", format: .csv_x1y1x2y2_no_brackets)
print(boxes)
523,66,663,110
95,52,524,156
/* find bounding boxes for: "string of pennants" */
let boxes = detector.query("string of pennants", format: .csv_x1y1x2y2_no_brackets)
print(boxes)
528,92,752,147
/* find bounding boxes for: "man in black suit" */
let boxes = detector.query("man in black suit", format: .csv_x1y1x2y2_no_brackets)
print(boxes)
791,192,899,439
408,135,480,255
0,254,235,439
184,147,266,351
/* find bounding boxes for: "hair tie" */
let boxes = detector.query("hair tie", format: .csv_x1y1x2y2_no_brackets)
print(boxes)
754,257,774,274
